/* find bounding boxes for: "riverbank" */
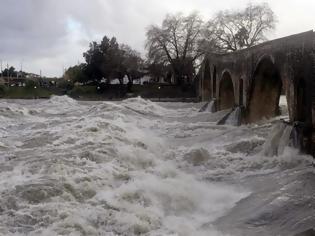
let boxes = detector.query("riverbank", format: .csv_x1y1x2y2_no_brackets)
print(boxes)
0,86,53,99
0,84,198,102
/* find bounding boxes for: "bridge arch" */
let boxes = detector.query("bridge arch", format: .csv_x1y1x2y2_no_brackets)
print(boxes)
246,56,283,123
254,54,276,72
219,71,235,110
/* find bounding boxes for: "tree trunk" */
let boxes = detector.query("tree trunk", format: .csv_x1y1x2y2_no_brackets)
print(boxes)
172,67,182,86
126,74,133,93
118,77,124,85
118,76,125,98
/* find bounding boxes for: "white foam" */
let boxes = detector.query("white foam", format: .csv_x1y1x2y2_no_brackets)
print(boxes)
0,96,311,235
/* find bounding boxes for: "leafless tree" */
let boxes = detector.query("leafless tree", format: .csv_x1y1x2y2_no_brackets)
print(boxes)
206,3,276,52
145,12,205,84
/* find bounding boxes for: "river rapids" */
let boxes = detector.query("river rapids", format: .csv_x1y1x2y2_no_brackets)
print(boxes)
0,96,314,236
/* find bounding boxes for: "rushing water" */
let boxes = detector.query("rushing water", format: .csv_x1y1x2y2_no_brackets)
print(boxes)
221,107,242,126
199,101,215,113
0,96,314,236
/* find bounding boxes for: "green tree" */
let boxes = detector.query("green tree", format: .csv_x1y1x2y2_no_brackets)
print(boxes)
83,36,123,83
83,36,143,86
2,66,17,77
65,64,88,83
120,44,144,85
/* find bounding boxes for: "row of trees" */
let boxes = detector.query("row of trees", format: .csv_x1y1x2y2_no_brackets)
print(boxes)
1,66,19,77
66,3,276,86
65,37,144,87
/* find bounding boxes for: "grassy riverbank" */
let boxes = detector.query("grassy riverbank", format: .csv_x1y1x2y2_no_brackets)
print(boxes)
0,86,53,99
0,84,197,101
68,84,196,100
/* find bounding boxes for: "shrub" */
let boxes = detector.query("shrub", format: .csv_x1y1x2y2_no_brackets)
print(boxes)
25,80,38,89
0,85,7,95
57,80,74,90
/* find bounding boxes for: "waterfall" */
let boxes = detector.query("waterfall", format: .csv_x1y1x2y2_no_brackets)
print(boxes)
224,107,242,126
263,122,294,156
199,102,209,112
199,100,215,113
277,125,294,155
206,101,215,112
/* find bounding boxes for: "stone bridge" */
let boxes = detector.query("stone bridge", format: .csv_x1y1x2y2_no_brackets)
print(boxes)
198,30,315,155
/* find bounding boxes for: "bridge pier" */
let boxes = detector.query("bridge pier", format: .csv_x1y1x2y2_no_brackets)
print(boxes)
217,105,244,126
199,30,315,157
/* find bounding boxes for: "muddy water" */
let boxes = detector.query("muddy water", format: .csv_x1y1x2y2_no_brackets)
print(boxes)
0,96,314,236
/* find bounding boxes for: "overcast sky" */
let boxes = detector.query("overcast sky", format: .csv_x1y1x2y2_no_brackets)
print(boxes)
1,0,314,77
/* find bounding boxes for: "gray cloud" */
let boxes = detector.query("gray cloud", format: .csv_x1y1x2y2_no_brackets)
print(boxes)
0,0,314,77
0,1,66,56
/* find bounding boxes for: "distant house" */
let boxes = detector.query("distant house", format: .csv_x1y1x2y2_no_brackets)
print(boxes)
0,77,26,87
25,73,41,79
10,78,27,87
0,71,51,87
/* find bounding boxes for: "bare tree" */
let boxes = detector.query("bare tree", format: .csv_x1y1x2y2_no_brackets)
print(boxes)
206,3,276,52
146,12,205,84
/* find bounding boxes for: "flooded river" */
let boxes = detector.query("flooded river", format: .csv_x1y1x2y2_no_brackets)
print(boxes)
0,96,314,236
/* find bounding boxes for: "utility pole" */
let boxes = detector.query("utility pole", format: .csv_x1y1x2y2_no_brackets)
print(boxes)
20,60,23,78
62,65,65,79
7,62,9,87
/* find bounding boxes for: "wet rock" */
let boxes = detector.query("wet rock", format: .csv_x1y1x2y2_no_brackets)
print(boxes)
135,141,147,149
183,148,211,166
21,135,52,149
16,183,63,204
294,229,315,236
199,102,209,112
6,197,18,210
225,139,264,155
87,127,98,132
113,172,131,182
133,223,150,235
14,214,38,226
63,183,96,202
245,211,275,226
